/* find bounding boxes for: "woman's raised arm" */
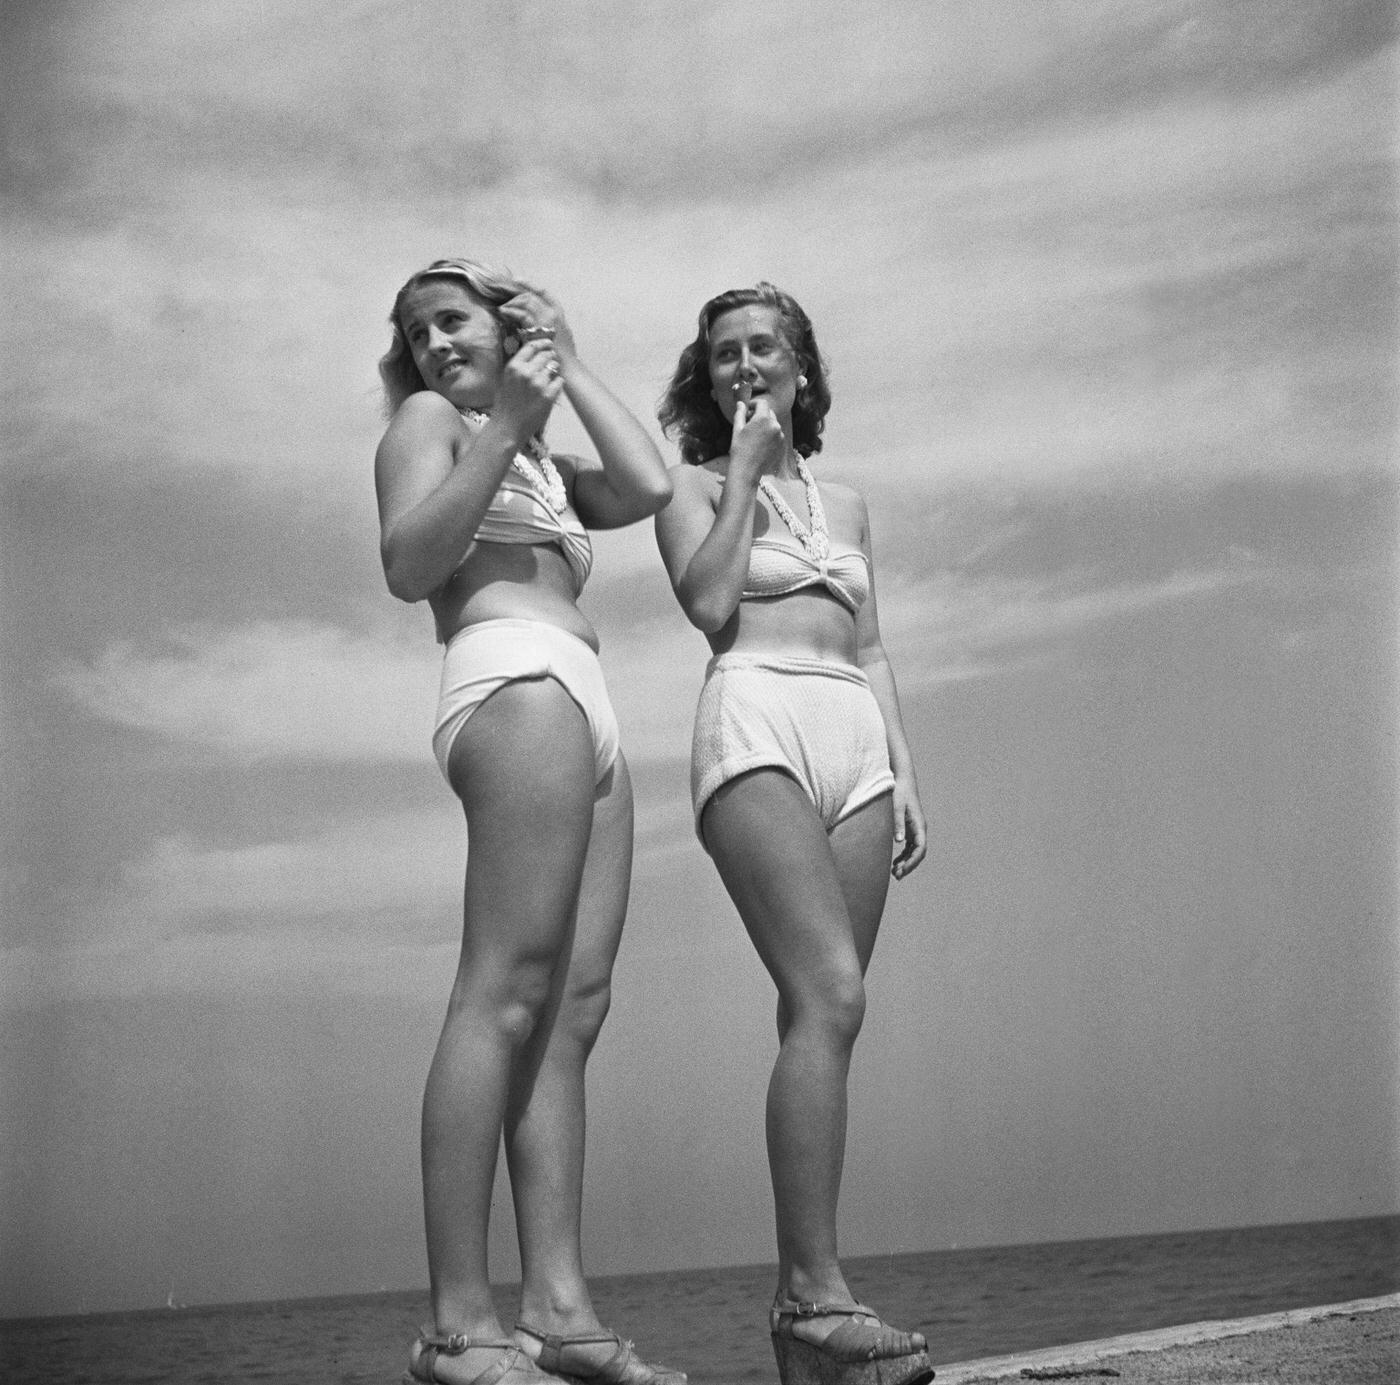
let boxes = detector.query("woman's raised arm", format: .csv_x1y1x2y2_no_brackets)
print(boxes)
654,400,790,632
500,289,671,529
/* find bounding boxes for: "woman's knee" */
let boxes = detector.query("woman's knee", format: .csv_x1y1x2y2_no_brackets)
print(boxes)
559,972,613,1052
828,970,867,1044
451,955,558,1048
786,965,866,1046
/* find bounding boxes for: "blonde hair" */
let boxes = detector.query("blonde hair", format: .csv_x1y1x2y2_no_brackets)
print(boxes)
378,258,535,415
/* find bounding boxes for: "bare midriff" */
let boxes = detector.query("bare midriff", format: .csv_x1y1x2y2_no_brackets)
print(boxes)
429,540,597,649
709,586,860,665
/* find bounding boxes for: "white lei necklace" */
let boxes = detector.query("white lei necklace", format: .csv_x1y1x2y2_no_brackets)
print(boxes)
758,456,829,561
459,407,566,514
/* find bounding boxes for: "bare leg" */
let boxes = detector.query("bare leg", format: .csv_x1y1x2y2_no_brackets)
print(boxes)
418,677,595,1381
508,752,685,1379
703,774,924,1357
509,753,633,1327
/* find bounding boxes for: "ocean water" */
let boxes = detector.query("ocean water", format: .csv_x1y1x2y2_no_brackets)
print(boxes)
2,1215,1395,1384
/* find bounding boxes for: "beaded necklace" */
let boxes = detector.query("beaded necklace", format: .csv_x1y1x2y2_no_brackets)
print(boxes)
459,407,566,514
758,456,829,561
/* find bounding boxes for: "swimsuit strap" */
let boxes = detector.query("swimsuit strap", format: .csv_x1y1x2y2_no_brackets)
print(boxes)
758,457,830,561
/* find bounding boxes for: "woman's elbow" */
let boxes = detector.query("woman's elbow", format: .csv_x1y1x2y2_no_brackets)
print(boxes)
645,473,675,515
381,548,431,604
384,569,424,605
681,591,734,633
624,473,674,520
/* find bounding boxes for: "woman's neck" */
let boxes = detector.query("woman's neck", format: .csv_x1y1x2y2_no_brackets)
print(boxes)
766,415,799,478
763,443,802,480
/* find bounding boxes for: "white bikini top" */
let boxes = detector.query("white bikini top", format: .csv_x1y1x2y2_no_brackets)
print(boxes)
740,457,869,613
472,467,593,594
449,409,594,595
742,538,870,613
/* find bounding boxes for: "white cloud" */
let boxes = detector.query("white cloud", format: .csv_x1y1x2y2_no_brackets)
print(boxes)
52,620,440,762
47,605,709,768
7,6,1387,510
0,805,469,1003
879,562,1252,687
608,549,1297,756
3,3,1392,1323
124,809,463,921
0,785,700,1007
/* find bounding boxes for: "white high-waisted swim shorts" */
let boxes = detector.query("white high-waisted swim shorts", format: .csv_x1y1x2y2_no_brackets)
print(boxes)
433,618,620,785
690,652,894,844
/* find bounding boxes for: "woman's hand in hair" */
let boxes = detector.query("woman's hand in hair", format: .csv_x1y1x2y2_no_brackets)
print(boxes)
500,288,576,363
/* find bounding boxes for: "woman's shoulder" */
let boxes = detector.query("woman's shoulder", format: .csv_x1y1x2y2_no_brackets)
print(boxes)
811,470,865,511
376,391,468,480
670,456,726,494
383,389,465,439
808,467,871,543
379,392,468,459
654,459,722,535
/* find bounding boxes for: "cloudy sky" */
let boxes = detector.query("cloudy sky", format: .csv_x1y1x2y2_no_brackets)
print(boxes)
1,0,1395,1320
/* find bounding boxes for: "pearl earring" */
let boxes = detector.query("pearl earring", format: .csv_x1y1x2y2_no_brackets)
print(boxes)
797,375,808,388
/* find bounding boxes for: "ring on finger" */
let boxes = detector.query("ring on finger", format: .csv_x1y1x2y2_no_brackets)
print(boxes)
519,325,555,342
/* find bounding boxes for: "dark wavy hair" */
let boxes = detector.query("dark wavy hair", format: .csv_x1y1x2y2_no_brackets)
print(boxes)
658,283,831,466
377,258,535,416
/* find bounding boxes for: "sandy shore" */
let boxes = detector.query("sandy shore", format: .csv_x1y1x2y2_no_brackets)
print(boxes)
933,1293,1399,1383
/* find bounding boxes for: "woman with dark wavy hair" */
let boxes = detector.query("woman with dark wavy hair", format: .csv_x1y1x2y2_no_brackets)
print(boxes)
376,257,681,1385
655,284,932,1385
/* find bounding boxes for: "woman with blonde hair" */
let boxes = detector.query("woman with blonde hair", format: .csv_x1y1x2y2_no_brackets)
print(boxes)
655,283,933,1385
376,258,681,1385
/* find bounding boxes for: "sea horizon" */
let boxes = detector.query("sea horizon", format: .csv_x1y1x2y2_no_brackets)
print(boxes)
4,1213,1395,1385
5,1209,1395,1325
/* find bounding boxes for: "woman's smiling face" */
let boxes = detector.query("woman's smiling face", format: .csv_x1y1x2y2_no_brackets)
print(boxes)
401,278,505,411
707,304,800,424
